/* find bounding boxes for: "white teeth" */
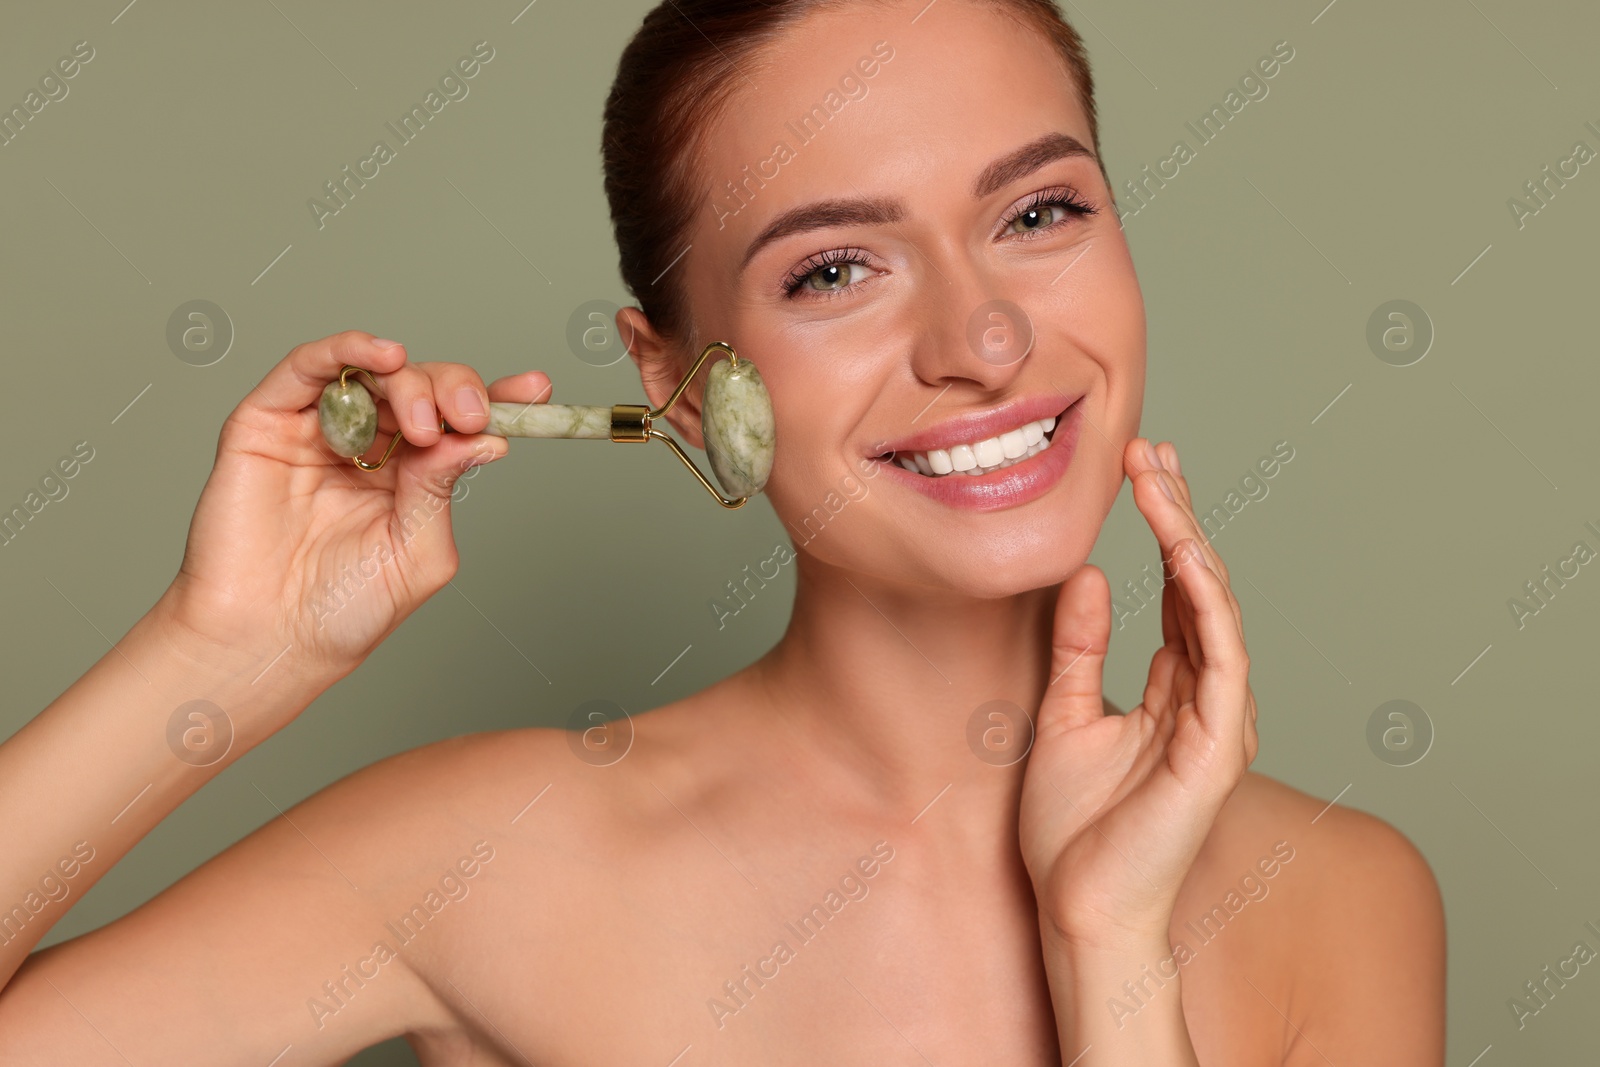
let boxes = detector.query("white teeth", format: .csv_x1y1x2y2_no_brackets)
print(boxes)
890,414,1061,479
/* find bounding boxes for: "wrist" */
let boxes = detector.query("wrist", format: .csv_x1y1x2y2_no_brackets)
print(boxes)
1031,863,1184,954
146,585,345,726
1039,905,1174,958
1037,915,1199,1061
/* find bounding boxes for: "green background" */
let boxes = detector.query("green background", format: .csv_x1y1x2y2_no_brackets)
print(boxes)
2,0,1595,1061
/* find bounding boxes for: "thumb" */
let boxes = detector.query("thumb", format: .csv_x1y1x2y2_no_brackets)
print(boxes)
1039,563,1112,734
386,432,508,576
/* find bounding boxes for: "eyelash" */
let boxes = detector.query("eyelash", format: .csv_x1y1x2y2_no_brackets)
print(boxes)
779,186,1100,300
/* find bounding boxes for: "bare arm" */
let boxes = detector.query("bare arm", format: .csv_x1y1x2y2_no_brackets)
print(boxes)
0,673,452,1063
0,330,552,1059
0,590,331,980
0,712,502,1063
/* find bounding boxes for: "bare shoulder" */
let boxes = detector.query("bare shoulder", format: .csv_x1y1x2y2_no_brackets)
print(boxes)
1186,771,1446,1064
326,700,769,1061
1213,771,1443,929
315,723,651,889
337,689,751,881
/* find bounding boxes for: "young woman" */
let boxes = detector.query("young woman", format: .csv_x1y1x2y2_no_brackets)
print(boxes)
0,0,1444,1062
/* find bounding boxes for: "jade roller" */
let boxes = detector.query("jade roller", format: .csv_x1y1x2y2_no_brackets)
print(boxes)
316,340,774,509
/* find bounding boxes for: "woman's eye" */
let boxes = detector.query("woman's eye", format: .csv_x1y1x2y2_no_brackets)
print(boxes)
803,262,860,292
1002,191,1097,238
1007,202,1071,234
783,254,874,299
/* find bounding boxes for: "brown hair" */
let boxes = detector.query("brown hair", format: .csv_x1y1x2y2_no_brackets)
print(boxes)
601,0,1103,359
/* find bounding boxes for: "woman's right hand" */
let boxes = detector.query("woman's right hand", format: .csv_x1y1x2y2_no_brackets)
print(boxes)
159,330,552,699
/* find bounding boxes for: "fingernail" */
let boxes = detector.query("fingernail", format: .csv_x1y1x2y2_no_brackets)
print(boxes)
1166,442,1181,477
373,338,404,348
457,387,485,417
1144,440,1165,471
411,397,436,434
1157,471,1176,501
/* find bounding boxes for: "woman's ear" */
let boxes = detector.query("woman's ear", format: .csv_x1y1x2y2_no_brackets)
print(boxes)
619,306,705,450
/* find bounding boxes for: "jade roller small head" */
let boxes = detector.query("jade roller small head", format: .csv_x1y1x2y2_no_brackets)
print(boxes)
318,374,380,460
315,342,775,508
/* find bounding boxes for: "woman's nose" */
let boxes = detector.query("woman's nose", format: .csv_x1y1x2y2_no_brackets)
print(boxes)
906,261,1035,389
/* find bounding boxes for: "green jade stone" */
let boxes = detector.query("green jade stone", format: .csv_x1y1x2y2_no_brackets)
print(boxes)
318,379,378,458
484,403,612,439
700,357,775,498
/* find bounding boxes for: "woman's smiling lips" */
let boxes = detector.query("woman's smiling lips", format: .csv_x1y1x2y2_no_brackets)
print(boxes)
867,392,1078,457
866,394,1086,511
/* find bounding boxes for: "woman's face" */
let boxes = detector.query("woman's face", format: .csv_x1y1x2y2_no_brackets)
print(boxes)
650,0,1145,598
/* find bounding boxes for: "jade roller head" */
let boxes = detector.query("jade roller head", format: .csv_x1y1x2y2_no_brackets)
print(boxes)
316,340,775,509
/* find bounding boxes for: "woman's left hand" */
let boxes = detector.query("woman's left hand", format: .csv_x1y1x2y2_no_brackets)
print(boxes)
1019,437,1259,950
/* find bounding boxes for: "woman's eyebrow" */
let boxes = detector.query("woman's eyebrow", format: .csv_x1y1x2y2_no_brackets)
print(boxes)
737,131,1097,276
739,196,905,275
971,131,1096,200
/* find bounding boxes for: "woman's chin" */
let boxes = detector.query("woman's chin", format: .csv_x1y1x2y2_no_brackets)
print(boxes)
938,554,1091,599
848,537,1097,600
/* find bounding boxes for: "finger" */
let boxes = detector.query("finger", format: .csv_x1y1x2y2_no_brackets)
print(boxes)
1130,444,1198,668
413,361,494,437
486,371,554,406
1140,643,1185,732
1127,438,1243,642
1161,544,1201,672
1125,438,1185,568
384,429,510,584
1153,441,1223,578
365,362,449,448
1152,440,1243,634
245,331,408,417
1169,538,1251,743
1159,555,1184,651
1152,514,1202,674
1040,564,1112,733
1126,440,1211,672
1155,441,1226,580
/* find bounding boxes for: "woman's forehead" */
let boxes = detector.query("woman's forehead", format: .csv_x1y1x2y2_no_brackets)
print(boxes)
712,7,1084,157
694,17,1091,241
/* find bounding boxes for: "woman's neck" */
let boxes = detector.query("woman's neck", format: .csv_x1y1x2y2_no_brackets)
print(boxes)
745,547,1062,830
